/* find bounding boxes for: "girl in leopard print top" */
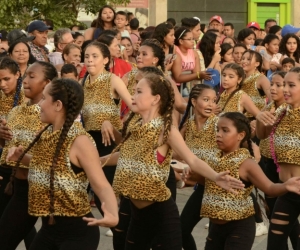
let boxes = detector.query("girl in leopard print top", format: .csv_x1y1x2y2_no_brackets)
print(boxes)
6,78,118,250
0,62,57,249
256,67,300,250
103,73,245,249
201,112,300,250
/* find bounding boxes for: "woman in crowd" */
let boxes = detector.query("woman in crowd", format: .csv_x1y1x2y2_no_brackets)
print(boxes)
8,41,33,78
279,33,300,66
84,5,116,40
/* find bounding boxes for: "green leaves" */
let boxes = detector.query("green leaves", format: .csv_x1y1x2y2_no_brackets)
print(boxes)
0,0,130,30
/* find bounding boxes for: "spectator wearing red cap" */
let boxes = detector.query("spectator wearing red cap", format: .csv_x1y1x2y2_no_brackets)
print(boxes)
246,21,266,39
27,20,50,62
209,15,226,42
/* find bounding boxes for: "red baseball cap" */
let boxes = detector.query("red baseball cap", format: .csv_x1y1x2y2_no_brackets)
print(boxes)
247,21,261,30
209,15,224,25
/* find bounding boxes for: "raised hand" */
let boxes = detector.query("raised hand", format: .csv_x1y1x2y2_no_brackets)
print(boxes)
256,110,276,126
83,202,118,227
215,170,244,194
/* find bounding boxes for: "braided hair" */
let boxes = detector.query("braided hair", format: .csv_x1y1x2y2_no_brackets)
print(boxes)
219,112,254,156
179,84,215,130
0,57,22,107
217,63,245,111
7,79,84,225
103,73,175,166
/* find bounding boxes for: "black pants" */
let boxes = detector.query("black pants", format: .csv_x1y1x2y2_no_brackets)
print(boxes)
0,166,12,217
267,192,300,250
205,216,255,250
112,167,177,250
181,184,204,250
261,157,299,250
29,212,100,250
0,178,37,250
0,167,36,250
125,198,181,250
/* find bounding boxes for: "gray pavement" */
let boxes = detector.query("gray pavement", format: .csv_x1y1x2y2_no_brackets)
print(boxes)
17,187,290,250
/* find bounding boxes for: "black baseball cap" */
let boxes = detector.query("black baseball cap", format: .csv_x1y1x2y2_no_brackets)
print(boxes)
7,29,35,46
27,20,49,33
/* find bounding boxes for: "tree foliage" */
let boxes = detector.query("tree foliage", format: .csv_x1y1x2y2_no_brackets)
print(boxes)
0,0,131,30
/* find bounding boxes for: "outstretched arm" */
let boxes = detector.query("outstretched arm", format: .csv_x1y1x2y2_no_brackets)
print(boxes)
167,126,244,193
71,135,118,227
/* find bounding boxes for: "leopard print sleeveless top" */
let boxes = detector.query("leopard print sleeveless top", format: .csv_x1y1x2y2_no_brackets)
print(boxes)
241,72,266,117
28,122,93,217
218,90,245,114
185,115,219,164
0,103,44,169
82,71,122,131
0,89,25,119
272,105,300,165
113,117,172,201
201,148,255,221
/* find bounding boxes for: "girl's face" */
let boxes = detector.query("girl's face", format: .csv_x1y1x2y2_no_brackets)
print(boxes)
223,48,234,63
0,68,19,95
221,68,242,91
265,38,279,54
283,72,300,108
243,34,255,46
39,83,58,124
164,29,175,46
131,78,158,114
214,36,221,52
109,37,121,58
121,39,133,56
136,45,158,68
10,42,30,65
180,32,194,49
233,47,246,65
101,7,114,23
286,37,298,54
270,74,284,102
84,45,108,75
241,52,259,72
216,117,245,153
23,63,48,100
64,48,81,65
191,24,201,40
191,89,217,118
74,35,84,47
223,37,235,47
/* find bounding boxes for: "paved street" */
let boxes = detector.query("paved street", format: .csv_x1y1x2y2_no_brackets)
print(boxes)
17,187,290,250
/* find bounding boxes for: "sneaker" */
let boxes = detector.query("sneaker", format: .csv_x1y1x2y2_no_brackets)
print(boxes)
105,229,113,237
205,223,209,229
255,222,268,237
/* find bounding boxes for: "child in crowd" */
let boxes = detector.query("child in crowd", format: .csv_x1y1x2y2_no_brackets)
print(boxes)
281,57,295,72
61,64,79,81
115,11,130,38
